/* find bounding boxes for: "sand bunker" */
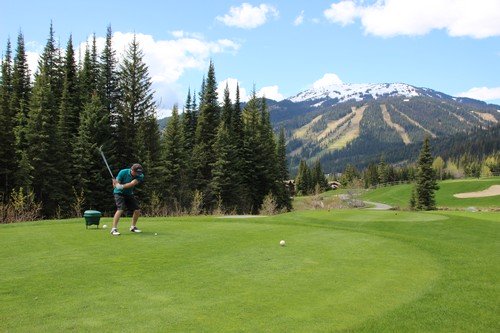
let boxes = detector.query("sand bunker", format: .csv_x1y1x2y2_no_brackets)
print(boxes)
453,185,500,198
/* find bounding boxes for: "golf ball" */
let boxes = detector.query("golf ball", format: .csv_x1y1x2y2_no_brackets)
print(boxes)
280,240,286,246
102,224,107,229
155,233,158,236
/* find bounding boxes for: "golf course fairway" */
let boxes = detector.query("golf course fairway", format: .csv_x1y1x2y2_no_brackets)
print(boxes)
1,210,498,332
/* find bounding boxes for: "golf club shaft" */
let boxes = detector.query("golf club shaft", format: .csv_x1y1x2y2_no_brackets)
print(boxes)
98,147,115,179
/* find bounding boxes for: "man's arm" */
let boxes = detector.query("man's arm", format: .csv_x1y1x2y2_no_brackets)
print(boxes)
114,179,139,190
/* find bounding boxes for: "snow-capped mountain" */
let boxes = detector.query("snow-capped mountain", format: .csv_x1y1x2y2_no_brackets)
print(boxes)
289,83,423,105
266,82,500,173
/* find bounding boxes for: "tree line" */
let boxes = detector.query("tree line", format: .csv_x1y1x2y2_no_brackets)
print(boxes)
0,24,291,220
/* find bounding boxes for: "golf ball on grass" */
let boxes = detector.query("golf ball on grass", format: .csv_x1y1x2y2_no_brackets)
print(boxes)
102,224,107,229
280,240,286,246
155,233,158,236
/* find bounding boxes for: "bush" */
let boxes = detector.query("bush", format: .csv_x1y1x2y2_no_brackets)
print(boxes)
259,193,279,215
0,188,42,223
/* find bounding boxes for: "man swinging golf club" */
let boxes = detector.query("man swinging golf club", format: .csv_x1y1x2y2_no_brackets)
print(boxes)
110,163,145,236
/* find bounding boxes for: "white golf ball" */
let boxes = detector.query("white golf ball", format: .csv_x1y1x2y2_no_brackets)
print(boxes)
155,233,158,236
102,224,107,229
280,240,286,246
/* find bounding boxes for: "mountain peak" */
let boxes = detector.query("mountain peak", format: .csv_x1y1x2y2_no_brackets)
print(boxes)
288,82,421,104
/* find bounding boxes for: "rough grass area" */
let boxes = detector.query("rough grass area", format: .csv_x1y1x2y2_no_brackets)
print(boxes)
1,209,498,332
361,177,500,209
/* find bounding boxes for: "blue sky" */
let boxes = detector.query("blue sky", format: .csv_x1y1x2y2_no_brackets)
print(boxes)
2,0,500,117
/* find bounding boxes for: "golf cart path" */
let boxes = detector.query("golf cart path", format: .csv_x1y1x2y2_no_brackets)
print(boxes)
364,201,393,210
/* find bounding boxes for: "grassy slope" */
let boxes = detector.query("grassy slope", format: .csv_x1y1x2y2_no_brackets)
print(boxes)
1,209,499,332
361,177,500,209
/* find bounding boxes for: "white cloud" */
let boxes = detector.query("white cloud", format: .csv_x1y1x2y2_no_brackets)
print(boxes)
74,31,240,111
457,86,500,101
324,1,359,26
24,32,241,115
324,0,500,38
294,10,305,26
217,3,279,29
217,79,284,102
256,85,284,101
26,51,40,75
312,73,343,89
157,108,172,118
217,78,249,103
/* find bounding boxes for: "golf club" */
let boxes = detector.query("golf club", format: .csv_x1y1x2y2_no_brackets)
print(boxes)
98,145,114,179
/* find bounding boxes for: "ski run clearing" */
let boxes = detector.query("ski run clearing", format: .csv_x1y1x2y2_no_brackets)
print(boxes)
380,104,412,145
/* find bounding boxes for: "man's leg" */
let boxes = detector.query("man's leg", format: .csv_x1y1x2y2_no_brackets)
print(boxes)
131,209,140,227
113,209,123,229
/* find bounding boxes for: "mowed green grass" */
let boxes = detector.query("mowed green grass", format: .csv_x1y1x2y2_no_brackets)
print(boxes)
361,177,500,209
1,210,499,332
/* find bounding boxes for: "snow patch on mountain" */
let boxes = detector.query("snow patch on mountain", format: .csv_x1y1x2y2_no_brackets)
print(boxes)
288,83,420,104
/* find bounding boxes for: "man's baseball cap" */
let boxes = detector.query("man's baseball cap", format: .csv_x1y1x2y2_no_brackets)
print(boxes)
131,163,144,175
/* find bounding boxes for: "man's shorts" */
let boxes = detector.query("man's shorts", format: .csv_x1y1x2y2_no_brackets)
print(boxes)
114,194,140,211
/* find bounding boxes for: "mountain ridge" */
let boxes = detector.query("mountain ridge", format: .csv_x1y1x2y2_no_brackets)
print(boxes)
267,82,499,173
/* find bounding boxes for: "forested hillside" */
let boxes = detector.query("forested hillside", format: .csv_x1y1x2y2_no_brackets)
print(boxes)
268,94,499,174
0,25,291,219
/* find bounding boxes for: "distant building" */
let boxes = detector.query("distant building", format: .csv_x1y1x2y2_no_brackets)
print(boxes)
329,181,341,190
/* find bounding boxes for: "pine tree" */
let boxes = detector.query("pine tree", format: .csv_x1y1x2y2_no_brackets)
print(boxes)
274,128,292,211
413,137,439,210
182,89,196,155
57,35,81,192
135,108,162,207
378,156,389,184
98,25,120,172
26,24,67,216
311,160,328,191
192,61,220,209
79,35,99,106
73,93,113,212
211,89,242,212
295,160,311,195
11,31,32,190
276,128,288,181
258,97,278,196
241,91,263,212
363,162,379,188
116,35,155,166
161,105,187,209
0,39,16,195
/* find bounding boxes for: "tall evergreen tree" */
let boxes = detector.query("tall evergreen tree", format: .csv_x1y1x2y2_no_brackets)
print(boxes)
26,25,67,216
295,160,311,195
211,89,242,212
276,128,288,182
98,25,120,171
161,105,187,209
73,93,113,212
274,127,292,210
135,108,162,206
116,34,155,166
413,137,439,210
258,97,278,194
182,88,196,155
180,89,197,195
241,91,263,212
311,160,328,191
0,39,16,195
56,36,81,206
378,156,389,184
364,162,379,188
192,61,219,209
79,35,99,107
11,31,32,190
